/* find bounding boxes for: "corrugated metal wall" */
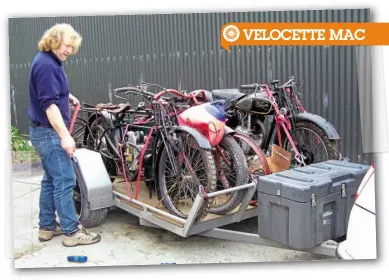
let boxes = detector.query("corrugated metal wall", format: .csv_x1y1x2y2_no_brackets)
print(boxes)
8,8,373,164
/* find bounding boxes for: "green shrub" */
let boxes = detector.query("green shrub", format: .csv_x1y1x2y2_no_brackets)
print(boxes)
11,126,32,151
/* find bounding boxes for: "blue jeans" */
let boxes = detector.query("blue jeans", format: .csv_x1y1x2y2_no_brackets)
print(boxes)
29,126,80,235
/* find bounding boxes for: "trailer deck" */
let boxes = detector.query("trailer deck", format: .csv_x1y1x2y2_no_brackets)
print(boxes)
111,179,337,257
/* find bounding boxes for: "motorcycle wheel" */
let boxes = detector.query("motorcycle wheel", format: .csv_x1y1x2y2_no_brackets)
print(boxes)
70,117,88,148
208,134,250,215
87,116,120,181
280,120,340,166
233,133,271,203
158,132,217,222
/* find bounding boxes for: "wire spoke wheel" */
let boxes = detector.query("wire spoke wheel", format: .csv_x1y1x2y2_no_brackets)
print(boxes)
158,132,217,222
212,147,236,208
208,135,249,214
86,117,120,180
233,134,271,202
283,121,340,167
70,118,88,148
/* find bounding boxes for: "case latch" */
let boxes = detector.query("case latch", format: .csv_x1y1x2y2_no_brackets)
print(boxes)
311,193,316,207
341,183,346,198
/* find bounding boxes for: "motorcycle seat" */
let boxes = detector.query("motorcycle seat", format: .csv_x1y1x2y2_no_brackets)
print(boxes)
211,88,246,102
97,103,132,114
191,89,214,103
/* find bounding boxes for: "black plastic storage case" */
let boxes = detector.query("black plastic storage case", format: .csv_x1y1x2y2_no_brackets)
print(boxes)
257,160,371,250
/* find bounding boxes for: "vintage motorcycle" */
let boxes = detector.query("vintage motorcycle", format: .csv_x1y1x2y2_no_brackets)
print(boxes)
196,76,341,167
71,82,265,223
120,82,261,215
71,85,223,223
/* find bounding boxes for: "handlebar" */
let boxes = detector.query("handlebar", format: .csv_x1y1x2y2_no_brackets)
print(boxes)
240,84,257,89
114,84,209,107
240,83,270,90
153,88,208,105
240,76,297,91
280,77,295,88
114,87,156,99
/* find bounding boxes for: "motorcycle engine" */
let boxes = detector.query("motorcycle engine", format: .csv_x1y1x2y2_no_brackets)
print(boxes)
235,118,267,153
124,130,146,173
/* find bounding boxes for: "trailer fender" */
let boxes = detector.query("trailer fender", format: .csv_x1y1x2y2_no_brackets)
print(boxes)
72,148,115,211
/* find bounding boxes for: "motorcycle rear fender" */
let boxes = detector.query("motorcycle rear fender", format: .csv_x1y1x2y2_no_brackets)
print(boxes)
294,112,340,140
85,110,117,140
174,126,213,149
87,110,117,129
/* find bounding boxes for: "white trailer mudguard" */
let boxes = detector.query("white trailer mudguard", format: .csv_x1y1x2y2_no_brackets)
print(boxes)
72,148,115,210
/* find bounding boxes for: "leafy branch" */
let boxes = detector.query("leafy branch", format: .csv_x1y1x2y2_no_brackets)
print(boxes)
11,126,32,151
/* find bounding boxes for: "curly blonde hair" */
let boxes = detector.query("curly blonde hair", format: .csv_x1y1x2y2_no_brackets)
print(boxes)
38,23,83,54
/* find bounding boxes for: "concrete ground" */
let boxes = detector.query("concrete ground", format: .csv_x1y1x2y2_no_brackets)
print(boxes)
12,166,334,269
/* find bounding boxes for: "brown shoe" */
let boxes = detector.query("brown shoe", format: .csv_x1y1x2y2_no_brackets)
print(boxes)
38,223,63,242
62,225,101,247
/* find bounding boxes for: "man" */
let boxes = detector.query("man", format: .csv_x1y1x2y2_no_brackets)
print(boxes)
28,23,101,247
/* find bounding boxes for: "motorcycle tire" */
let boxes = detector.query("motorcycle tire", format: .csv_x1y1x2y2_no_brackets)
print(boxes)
208,134,250,215
279,120,340,165
232,133,271,204
70,117,88,148
87,116,120,181
158,132,217,222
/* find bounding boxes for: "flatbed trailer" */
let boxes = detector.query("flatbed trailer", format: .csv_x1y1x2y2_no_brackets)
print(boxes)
73,148,339,258
114,181,338,257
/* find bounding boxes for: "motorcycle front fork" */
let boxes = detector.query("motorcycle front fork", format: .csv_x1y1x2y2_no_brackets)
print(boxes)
264,120,308,167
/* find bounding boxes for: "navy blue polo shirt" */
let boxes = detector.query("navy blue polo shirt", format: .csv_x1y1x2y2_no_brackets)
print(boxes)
28,51,70,128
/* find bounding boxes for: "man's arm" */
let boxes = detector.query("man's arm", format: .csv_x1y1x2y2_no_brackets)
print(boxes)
46,104,75,157
45,104,70,139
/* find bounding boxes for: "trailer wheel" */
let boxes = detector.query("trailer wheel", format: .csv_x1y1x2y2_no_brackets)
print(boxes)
72,170,108,228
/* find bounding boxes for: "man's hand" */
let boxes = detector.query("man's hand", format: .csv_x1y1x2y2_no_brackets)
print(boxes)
69,93,80,106
45,104,76,158
61,134,76,158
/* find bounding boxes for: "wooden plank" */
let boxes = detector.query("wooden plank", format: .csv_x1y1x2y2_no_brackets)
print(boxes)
266,144,291,173
113,179,164,208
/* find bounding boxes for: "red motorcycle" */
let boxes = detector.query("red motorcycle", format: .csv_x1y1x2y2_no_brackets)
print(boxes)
128,83,271,211
193,76,341,168
70,86,220,222
70,82,271,223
